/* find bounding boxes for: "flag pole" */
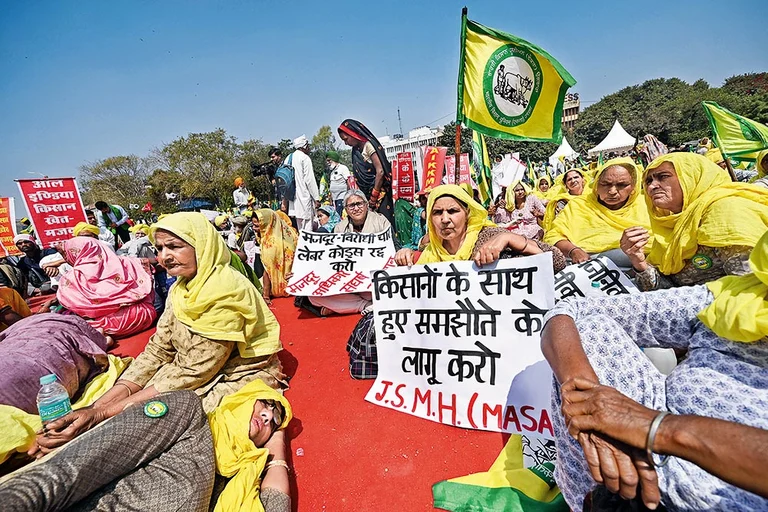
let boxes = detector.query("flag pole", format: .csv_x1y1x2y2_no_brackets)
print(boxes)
455,6,468,184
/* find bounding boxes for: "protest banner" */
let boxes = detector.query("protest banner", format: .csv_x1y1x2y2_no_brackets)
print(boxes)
16,178,87,248
392,152,415,201
444,153,473,185
553,256,637,301
0,197,22,256
286,229,397,297
366,254,556,438
419,146,447,193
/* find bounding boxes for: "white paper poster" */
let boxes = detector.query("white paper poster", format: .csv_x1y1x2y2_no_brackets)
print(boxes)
553,256,638,301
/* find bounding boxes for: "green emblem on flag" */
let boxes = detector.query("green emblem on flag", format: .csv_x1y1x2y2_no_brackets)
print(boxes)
484,44,543,127
739,118,762,142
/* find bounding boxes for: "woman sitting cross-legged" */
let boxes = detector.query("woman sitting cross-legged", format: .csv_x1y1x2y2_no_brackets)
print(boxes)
539,229,768,510
492,180,546,241
28,212,286,459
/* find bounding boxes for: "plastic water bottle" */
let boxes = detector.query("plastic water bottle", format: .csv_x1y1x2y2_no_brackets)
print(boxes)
37,374,72,425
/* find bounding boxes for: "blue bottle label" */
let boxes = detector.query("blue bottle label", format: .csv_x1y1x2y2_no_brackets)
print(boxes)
39,398,72,423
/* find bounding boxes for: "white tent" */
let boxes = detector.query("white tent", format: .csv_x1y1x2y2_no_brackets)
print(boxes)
548,136,579,167
588,120,636,157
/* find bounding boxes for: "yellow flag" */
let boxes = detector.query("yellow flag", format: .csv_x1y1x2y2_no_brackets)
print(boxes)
702,101,768,163
457,16,576,143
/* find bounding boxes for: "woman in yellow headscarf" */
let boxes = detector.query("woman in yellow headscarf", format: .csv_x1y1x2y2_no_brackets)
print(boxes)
493,180,546,240
544,158,651,270
253,209,297,302
30,212,286,459
620,152,768,291
542,168,590,230
751,149,768,188
394,184,566,272
532,175,554,203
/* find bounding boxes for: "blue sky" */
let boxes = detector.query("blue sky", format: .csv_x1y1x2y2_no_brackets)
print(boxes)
1,0,766,212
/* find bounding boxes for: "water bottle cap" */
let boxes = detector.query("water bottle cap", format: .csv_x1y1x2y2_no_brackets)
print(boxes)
40,374,57,385
591,281,601,288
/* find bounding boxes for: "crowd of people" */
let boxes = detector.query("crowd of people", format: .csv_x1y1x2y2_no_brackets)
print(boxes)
0,124,767,511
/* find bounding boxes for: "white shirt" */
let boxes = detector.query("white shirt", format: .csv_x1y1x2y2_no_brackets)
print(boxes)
233,187,250,208
96,204,129,229
288,150,320,220
329,163,351,201
98,227,115,247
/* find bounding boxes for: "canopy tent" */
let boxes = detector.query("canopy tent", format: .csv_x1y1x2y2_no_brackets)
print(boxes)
588,120,636,157
548,136,579,167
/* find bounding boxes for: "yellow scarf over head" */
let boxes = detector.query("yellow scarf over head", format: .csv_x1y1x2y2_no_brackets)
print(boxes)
542,169,590,230
645,152,768,275
208,379,293,512
150,212,280,358
504,180,532,210
544,158,652,253
754,149,768,179
255,209,297,297
698,230,768,342
532,176,553,200
418,184,495,263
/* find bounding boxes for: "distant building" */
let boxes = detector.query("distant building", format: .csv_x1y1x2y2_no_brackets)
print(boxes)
562,92,580,130
379,126,444,161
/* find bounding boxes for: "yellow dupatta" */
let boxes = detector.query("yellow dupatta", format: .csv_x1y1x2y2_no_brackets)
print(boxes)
754,149,768,179
532,176,553,200
504,180,533,210
542,169,590,230
208,379,293,512
698,230,768,342
645,152,768,275
543,158,652,253
418,184,496,263
150,213,280,358
255,209,298,297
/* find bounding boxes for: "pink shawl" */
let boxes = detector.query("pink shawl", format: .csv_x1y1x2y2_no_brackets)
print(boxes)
57,237,153,318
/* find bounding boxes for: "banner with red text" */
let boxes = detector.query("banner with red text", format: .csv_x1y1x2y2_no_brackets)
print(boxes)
286,230,397,296
17,178,87,248
0,198,22,256
391,152,415,201
419,146,448,193
444,153,474,186
366,254,555,438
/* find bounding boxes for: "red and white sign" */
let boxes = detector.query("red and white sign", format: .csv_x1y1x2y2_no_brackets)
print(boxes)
391,152,415,201
444,153,474,186
0,197,22,256
419,146,448,194
16,178,87,248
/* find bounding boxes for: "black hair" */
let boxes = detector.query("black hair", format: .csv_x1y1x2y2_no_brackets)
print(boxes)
268,147,282,158
94,201,109,210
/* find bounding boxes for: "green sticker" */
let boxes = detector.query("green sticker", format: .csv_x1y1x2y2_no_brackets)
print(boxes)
691,254,713,270
144,400,168,418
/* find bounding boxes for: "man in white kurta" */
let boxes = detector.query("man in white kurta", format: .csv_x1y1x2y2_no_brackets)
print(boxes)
288,135,320,231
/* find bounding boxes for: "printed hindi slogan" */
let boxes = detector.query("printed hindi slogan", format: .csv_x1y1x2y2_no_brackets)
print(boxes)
286,229,396,297
0,197,22,256
16,178,87,248
365,254,556,439
553,256,637,301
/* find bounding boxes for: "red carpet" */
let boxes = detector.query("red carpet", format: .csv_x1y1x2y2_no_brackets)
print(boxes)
107,298,508,511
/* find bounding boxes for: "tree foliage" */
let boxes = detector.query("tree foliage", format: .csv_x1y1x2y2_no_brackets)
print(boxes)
80,155,151,208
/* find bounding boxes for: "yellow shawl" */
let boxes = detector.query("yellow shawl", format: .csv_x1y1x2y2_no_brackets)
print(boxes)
541,170,590,231
504,180,532,210
418,184,496,263
698,230,768,342
645,153,768,275
255,209,298,297
208,379,293,512
544,158,651,253
532,176,553,201
150,213,280,358
754,149,768,179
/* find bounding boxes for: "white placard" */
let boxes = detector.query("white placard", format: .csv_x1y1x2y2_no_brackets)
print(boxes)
366,254,556,439
553,256,638,301
286,229,397,297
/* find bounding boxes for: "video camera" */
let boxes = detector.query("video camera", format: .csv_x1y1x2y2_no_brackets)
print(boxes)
250,161,276,179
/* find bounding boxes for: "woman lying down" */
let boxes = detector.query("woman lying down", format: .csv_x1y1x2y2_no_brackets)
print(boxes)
0,380,293,512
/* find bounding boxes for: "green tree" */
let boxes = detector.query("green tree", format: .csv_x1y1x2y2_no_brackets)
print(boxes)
79,155,150,209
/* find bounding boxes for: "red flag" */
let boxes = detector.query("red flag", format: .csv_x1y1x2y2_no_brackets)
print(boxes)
419,147,448,194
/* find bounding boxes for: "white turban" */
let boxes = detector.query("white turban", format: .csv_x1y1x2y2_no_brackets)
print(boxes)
13,234,36,245
293,135,309,149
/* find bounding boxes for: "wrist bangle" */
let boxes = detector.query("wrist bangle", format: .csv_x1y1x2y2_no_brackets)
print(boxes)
265,459,290,472
521,238,530,252
114,382,133,396
568,247,579,259
645,411,671,468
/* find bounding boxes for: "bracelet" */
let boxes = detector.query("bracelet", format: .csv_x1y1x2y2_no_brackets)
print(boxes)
567,247,580,259
645,411,671,468
265,459,291,472
370,189,381,199
114,382,133,396
521,238,530,252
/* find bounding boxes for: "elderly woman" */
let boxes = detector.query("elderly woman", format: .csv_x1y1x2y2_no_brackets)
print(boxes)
492,180,545,240
621,152,768,291
253,209,297,303
542,168,587,230
5,382,294,512
540,229,768,510
338,119,394,226
395,184,566,271
544,158,651,269
307,190,393,316
315,205,341,233
29,213,285,459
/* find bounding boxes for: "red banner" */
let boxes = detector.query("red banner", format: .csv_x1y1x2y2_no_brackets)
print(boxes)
0,197,22,256
419,146,447,194
17,178,87,248
444,153,474,186
392,152,415,201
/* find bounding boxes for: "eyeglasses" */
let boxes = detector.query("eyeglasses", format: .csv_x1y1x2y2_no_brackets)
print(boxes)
345,201,366,211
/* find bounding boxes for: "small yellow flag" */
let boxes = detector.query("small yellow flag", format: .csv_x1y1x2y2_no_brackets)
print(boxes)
458,17,576,143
